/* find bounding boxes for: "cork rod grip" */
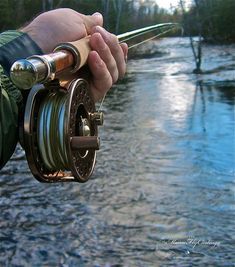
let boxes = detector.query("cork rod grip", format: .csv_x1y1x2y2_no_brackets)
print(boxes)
54,36,91,72
10,36,92,90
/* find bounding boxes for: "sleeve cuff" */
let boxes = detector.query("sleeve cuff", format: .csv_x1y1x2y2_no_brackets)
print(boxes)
0,30,43,76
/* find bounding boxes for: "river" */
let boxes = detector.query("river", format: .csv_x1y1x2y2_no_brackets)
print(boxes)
0,37,234,266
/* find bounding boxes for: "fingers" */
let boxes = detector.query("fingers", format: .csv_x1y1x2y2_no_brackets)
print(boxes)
88,51,113,102
88,27,128,101
90,32,119,83
120,42,128,64
93,26,127,79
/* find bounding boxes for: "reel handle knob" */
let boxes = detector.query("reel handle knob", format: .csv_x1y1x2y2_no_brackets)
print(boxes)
71,136,100,151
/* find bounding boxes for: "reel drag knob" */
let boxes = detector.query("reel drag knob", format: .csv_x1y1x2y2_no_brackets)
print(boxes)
90,112,104,126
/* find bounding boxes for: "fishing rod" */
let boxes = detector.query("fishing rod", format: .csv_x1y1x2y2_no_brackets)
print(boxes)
10,22,179,183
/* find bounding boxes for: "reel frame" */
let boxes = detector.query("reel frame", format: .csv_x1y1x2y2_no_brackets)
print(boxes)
23,78,102,183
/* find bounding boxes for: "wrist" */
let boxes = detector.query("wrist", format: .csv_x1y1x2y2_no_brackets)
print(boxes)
21,26,47,53
0,30,42,76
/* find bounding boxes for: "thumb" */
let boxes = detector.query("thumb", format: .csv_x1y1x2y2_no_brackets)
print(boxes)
91,12,103,27
80,12,103,34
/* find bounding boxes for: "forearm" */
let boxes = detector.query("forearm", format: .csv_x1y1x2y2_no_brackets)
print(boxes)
0,30,42,169
0,66,19,168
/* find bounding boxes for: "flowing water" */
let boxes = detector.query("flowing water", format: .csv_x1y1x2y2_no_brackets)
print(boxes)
0,37,234,267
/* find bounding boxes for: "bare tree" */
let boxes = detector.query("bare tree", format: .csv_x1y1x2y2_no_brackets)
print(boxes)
55,0,65,9
48,0,54,10
42,0,46,11
16,0,25,24
102,0,110,30
42,0,54,11
180,0,203,74
112,0,123,34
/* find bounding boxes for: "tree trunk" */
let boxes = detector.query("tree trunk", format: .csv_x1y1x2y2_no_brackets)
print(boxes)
179,0,203,74
103,0,110,30
115,0,123,34
42,0,46,11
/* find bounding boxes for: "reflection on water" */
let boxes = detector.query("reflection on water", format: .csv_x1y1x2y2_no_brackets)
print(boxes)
0,38,234,266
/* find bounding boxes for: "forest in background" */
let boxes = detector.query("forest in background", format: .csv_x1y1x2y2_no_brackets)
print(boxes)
0,0,234,43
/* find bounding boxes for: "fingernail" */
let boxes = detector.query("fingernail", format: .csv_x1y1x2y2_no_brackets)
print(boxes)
96,33,106,50
95,25,105,33
92,12,102,18
92,12,103,27
94,26,108,42
92,12,103,22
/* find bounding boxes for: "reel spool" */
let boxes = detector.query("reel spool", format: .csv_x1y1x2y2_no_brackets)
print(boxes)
23,78,103,183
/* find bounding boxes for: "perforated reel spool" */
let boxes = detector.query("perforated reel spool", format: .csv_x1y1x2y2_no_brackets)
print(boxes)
23,78,102,183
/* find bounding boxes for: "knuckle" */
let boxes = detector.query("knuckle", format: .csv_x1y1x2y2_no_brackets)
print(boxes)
111,34,119,44
113,44,123,56
110,60,117,71
106,33,118,48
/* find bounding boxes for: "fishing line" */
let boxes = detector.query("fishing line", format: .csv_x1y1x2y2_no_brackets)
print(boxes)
37,90,70,171
128,27,177,49
119,24,177,43
117,23,178,41
97,24,179,111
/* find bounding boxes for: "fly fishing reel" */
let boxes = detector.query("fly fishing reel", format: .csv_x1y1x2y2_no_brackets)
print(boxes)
10,37,104,183
23,78,103,183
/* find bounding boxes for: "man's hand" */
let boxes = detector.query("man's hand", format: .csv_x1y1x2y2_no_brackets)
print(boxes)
21,8,128,101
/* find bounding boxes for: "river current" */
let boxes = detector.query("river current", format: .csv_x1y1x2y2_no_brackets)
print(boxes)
0,37,234,266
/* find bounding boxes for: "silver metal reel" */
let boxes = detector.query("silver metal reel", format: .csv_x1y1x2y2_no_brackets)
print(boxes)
23,78,103,183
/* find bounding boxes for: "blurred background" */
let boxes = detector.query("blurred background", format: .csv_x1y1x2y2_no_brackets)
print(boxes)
0,0,235,43
0,0,234,266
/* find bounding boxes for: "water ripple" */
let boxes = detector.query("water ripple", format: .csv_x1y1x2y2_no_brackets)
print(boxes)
0,37,234,266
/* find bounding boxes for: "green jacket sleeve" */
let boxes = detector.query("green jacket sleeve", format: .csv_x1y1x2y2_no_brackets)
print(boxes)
0,66,21,168
0,31,42,169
